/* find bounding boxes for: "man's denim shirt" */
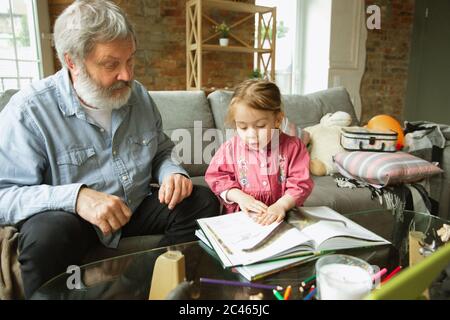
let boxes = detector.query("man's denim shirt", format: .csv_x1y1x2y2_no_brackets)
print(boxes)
0,68,187,247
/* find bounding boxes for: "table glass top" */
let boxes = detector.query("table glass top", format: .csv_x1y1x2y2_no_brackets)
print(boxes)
31,209,450,300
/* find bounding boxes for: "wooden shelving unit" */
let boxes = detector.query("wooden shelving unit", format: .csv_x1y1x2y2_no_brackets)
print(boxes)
186,0,276,91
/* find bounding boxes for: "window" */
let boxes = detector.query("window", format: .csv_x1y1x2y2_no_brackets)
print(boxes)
256,0,298,94
255,0,331,95
0,0,53,92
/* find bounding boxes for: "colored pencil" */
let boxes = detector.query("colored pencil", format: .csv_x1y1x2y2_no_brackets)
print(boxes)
283,285,292,300
301,274,316,287
381,266,402,284
299,282,315,293
303,287,317,300
273,289,284,300
372,268,387,282
200,277,283,291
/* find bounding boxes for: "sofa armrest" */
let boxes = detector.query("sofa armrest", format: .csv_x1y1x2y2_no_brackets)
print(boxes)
0,89,19,113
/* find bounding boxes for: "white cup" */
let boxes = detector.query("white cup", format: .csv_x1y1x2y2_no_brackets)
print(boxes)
316,254,373,300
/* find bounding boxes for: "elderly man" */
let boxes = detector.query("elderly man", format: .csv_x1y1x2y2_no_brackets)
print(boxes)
0,0,219,298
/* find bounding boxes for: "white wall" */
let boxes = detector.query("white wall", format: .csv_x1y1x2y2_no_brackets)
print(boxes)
328,0,367,120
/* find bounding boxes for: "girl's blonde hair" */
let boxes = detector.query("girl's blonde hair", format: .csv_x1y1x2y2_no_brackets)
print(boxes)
225,79,283,127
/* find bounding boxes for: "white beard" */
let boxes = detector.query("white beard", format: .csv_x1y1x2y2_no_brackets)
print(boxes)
73,67,133,111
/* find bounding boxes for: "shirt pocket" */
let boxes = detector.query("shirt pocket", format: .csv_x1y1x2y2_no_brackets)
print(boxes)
129,131,158,167
56,147,105,189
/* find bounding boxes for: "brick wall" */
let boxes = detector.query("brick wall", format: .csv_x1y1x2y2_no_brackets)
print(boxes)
360,0,415,124
48,0,255,90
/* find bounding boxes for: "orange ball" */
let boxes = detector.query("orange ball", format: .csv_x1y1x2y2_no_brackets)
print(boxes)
367,115,404,150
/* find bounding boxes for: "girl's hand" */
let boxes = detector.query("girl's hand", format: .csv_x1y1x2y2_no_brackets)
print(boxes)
255,203,286,226
235,193,268,215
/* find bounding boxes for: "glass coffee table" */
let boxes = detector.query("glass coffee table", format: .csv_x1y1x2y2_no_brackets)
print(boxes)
31,210,450,300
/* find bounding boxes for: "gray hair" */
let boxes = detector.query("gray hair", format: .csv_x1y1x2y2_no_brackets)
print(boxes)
54,0,136,68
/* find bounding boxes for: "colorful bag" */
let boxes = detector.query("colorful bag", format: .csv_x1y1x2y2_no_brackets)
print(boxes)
340,127,398,152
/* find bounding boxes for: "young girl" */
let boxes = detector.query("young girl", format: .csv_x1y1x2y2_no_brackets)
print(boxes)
205,79,314,225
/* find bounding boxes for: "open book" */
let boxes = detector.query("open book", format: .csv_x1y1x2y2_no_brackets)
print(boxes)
196,228,323,281
196,206,390,268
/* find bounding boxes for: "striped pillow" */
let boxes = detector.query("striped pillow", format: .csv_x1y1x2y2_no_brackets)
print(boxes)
333,151,443,186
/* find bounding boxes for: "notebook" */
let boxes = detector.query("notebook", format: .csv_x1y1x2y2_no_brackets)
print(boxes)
196,206,390,268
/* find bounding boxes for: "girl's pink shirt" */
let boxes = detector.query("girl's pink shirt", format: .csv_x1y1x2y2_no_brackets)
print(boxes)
205,132,314,213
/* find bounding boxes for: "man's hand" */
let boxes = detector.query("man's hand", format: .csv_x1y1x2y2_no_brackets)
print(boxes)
158,174,193,210
76,187,132,236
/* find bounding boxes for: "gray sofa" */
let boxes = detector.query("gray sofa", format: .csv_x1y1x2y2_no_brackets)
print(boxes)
1,87,449,264
153,87,383,213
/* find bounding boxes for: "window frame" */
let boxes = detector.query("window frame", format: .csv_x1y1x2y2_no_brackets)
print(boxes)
35,0,54,77
0,0,54,91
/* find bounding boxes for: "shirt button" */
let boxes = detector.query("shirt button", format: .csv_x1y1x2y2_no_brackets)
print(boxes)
260,163,265,168
100,128,105,133
262,181,268,186
113,150,117,156
142,140,147,144
122,176,128,181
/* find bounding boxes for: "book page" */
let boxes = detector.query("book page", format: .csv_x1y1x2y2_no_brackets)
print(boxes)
197,212,313,266
197,207,389,267
288,207,389,250
201,211,283,251
225,225,313,266
196,229,318,281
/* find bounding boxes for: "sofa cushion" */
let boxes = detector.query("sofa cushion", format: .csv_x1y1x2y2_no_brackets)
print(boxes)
285,87,360,128
304,175,383,214
207,89,234,132
0,89,19,113
207,87,360,132
191,175,208,188
334,151,444,186
149,91,218,177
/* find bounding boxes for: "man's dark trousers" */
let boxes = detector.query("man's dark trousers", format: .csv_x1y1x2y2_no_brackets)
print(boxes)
18,185,219,298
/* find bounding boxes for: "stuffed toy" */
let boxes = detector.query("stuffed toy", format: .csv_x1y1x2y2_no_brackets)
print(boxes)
304,111,352,176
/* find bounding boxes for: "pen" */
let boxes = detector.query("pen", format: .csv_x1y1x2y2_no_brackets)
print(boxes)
283,285,292,300
273,289,284,300
200,277,283,291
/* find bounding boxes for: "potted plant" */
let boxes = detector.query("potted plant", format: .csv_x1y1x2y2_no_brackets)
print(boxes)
250,69,263,79
215,22,230,46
